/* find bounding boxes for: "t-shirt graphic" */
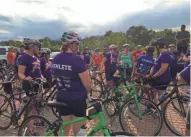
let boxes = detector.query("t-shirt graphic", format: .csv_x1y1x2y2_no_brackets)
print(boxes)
137,55,154,74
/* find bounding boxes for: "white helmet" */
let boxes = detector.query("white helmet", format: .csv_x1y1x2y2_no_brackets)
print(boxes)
109,44,116,49
137,45,142,48
61,31,82,44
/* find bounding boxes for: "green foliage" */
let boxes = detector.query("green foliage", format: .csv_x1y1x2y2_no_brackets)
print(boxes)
0,25,179,52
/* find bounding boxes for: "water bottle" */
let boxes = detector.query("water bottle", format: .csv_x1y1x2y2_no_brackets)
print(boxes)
76,125,86,136
158,91,168,102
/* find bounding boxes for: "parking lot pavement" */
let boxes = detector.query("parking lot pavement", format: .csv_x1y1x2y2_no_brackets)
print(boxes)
0,106,182,136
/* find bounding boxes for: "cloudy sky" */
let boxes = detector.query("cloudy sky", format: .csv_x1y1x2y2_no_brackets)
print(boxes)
0,0,190,40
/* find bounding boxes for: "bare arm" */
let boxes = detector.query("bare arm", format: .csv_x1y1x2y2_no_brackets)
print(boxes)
117,53,121,64
152,63,169,78
79,70,91,93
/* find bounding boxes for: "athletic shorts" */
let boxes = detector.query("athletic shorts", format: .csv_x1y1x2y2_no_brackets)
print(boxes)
105,69,116,81
56,99,87,117
186,107,190,130
152,79,171,90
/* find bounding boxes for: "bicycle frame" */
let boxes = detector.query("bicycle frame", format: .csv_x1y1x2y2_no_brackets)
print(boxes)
147,83,188,117
45,112,110,136
115,84,142,119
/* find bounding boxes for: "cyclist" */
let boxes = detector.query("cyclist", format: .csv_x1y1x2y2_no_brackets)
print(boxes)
183,49,190,68
103,44,118,85
51,31,91,136
40,49,52,86
178,64,190,136
132,45,145,74
90,48,103,70
20,44,25,54
33,41,42,59
167,44,180,80
135,46,155,77
18,38,44,96
150,38,172,105
7,46,16,65
82,47,91,65
118,44,133,77
103,47,108,57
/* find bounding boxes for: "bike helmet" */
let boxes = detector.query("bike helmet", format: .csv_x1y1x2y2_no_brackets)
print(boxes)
61,31,82,44
168,44,176,48
151,38,166,48
109,44,117,49
122,44,130,48
137,45,142,49
95,48,100,52
146,46,155,53
42,49,52,54
23,38,41,50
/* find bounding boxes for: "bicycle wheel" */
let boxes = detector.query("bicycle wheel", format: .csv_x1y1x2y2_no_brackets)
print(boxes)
0,93,13,129
103,98,117,117
50,92,60,118
163,96,190,136
25,99,56,120
90,77,104,98
119,98,162,136
110,131,134,136
18,115,52,136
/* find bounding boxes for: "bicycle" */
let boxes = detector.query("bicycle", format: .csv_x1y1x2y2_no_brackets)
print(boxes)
18,97,133,136
0,79,49,129
103,75,162,136
139,78,190,136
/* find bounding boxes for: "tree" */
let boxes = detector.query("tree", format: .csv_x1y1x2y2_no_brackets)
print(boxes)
126,25,154,46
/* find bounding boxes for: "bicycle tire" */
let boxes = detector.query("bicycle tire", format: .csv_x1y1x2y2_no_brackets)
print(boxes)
119,98,162,136
110,131,134,136
103,99,117,117
163,96,190,136
50,91,60,118
0,93,13,129
18,115,53,136
90,77,104,98
24,99,53,119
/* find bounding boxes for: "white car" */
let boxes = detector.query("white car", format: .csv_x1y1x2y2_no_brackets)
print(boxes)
50,52,60,60
0,46,12,62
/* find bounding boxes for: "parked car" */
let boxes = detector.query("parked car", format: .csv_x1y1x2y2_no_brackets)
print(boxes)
0,46,12,63
50,52,59,61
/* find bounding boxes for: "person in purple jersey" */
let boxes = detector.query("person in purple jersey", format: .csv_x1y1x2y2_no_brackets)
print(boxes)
52,31,91,136
33,40,42,59
178,64,190,136
183,50,190,68
167,44,180,80
18,38,44,96
40,49,52,86
82,47,91,65
103,44,118,84
151,38,172,105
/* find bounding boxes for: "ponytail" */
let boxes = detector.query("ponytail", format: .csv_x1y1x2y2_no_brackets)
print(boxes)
60,43,68,52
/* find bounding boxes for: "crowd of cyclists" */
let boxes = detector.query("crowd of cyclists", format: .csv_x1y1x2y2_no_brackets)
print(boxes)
0,24,190,136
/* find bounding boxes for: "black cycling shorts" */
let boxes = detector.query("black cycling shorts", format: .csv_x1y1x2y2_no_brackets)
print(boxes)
105,69,116,81
186,107,190,130
56,99,87,117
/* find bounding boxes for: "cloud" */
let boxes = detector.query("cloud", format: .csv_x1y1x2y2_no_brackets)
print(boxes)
0,0,190,40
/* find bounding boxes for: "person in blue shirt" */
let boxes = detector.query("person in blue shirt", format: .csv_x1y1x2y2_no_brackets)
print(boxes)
136,46,155,76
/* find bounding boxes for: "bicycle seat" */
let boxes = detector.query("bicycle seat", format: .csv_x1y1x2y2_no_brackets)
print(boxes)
47,100,67,108
86,102,102,116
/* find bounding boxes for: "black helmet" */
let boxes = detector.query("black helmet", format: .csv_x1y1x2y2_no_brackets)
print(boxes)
151,38,166,48
146,46,155,53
